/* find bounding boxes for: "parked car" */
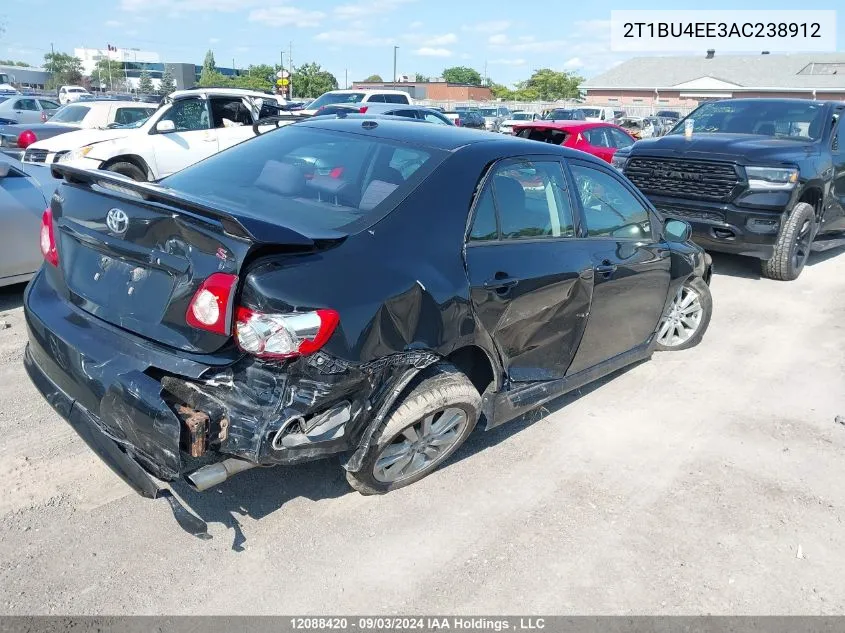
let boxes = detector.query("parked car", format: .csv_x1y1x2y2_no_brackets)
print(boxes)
656,110,682,122
0,123,80,161
574,106,617,123
542,108,586,122
0,95,61,124
513,121,636,164
26,117,712,535
314,103,453,125
25,88,296,178
0,155,58,287
498,111,540,135
613,98,845,280
45,100,156,130
479,106,511,132
444,110,485,129
300,89,412,115
58,86,91,105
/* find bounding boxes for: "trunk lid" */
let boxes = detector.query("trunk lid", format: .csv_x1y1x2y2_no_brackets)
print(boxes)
48,166,344,354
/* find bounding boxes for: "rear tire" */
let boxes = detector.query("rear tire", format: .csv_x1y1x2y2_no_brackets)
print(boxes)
105,161,147,182
761,202,815,281
345,364,480,495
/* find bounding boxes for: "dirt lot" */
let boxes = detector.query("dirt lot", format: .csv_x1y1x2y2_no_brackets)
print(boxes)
0,251,843,615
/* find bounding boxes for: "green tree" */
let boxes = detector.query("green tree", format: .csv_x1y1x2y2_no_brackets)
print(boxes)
138,68,154,94
229,64,279,91
158,66,176,96
43,51,84,89
0,60,32,67
441,66,482,85
90,57,125,91
414,72,430,82
516,68,583,101
488,81,514,100
198,70,229,87
364,74,383,82
200,49,217,85
292,62,338,98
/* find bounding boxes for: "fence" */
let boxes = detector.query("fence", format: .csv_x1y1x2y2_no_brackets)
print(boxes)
416,99,698,118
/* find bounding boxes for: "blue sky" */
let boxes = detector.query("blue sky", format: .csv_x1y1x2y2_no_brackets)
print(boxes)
1,0,843,86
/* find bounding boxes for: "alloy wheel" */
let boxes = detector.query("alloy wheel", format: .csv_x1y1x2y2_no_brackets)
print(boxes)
657,284,704,348
373,407,468,483
792,219,812,273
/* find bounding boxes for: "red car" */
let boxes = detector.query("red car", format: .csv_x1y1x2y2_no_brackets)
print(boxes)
511,121,636,164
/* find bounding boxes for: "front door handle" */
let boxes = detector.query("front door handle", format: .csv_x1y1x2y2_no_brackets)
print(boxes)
595,263,618,275
483,276,519,290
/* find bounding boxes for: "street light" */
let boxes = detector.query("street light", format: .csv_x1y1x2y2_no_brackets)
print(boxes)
393,46,398,86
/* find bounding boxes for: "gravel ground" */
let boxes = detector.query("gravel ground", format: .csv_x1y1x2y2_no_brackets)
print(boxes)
0,251,843,615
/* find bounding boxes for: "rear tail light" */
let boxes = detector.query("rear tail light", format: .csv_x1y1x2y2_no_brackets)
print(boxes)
17,130,37,149
235,307,339,359
358,106,368,113
454,118,462,127
185,273,238,335
329,166,344,179
40,208,58,267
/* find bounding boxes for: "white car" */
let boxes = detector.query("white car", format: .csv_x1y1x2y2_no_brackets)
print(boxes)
574,106,617,123
301,89,412,115
498,111,541,135
58,86,91,105
0,95,61,124
46,100,156,130
24,88,290,180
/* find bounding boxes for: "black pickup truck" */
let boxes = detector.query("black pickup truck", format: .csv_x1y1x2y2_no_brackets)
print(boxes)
612,99,845,280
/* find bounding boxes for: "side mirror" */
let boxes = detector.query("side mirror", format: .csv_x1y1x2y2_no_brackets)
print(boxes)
155,119,176,134
664,219,692,243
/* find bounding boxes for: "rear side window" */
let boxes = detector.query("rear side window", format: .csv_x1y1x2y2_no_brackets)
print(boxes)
382,93,409,104
210,97,253,127
39,100,60,110
163,126,447,232
389,109,420,120
114,107,154,125
50,104,91,123
468,160,575,241
584,128,611,147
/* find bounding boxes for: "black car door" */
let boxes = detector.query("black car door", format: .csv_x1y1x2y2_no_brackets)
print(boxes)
465,157,596,382
565,158,672,375
826,109,845,234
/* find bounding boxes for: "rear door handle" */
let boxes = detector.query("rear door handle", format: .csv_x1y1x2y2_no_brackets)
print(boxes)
483,277,519,290
595,263,618,275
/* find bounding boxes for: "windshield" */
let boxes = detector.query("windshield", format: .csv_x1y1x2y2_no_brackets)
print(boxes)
480,108,497,116
544,110,578,120
50,104,91,123
577,108,600,118
309,92,366,109
670,100,828,140
511,113,533,120
163,126,447,233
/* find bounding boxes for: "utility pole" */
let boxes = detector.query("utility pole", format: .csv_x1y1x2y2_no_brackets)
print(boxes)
345,68,348,89
393,45,398,87
484,60,488,86
233,58,235,75
289,41,293,98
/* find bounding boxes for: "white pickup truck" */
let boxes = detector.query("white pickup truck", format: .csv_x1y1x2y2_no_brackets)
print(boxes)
24,88,295,181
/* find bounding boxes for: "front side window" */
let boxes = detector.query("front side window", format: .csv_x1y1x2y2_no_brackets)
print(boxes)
160,98,209,131
585,128,611,147
423,111,449,125
389,109,420,120
608,127,634,148
468,160,575,241
209,97,253,127
570,163,651,240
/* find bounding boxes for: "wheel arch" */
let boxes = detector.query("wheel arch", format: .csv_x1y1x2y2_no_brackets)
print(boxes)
100,154,153,181
797,186,823,222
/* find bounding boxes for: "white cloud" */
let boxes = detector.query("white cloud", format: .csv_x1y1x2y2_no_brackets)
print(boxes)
209,37,220,43
403,32,457,46
573,19,611,35
122,0,267,11
491,58,527,66
334,0,415,18
409,21,423,29
462,20,510,33
105,20,123,27
414,47,452,57
249,7,326,27
488,34,509,45
314,30,395,46
517,35,535,43
563,57,584,69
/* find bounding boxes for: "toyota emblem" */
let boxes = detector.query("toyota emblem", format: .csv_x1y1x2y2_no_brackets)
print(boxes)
106,208,129,235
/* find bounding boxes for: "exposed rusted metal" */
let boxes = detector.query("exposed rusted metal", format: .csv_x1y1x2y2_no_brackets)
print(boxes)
177,405,209,457
218,416,230,443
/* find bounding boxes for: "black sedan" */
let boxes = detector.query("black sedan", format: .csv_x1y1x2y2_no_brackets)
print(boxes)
0,122,78,161
25,117,712,536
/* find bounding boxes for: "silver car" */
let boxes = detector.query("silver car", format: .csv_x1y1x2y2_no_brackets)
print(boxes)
0,95,62,125
0,156,58,287
479,106,511,132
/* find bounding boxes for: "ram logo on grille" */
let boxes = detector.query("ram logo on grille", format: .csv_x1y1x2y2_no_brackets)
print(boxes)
651,168,702,182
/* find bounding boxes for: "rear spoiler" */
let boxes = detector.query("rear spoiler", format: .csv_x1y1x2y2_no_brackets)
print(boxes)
49,164,346,246
252,111,312,136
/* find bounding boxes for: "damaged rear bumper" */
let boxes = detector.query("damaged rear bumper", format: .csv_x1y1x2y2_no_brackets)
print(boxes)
23,271,438,493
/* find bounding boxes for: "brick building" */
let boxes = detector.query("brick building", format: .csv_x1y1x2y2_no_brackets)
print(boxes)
581,52,845,110
351,81,493,102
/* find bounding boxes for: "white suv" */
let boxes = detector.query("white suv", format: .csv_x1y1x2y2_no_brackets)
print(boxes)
58,86,91,105
301,89,412,115
25,88,290,180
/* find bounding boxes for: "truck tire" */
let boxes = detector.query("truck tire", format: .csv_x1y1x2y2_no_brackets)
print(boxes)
105,161,147,182
655,276,713,352
761,202,815,281
346,364,481,495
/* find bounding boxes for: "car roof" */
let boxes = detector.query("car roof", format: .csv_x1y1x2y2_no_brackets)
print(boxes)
708,97,840,107
329,103,438,113
169,87,273,100
324,89,411,95
518,121,605,130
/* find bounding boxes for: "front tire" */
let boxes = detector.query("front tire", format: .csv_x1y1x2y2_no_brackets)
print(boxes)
346,364,481,495
761,202,815,281
655,277,712,351
105,161,147,182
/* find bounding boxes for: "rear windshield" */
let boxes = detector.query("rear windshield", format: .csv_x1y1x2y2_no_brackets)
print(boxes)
50,104,91,123
310,92,366,109
669,100,827,140
511,112,533,120
544,109,579,120
517,128,569,145
162,126,447,233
